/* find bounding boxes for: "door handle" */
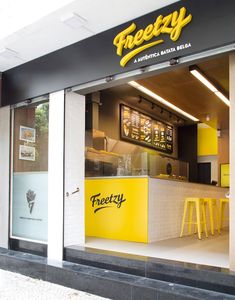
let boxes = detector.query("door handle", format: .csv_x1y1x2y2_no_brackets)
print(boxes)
66,187,80,197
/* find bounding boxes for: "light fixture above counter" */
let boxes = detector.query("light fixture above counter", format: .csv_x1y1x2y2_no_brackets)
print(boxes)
189,65,230,107
128,81,199,122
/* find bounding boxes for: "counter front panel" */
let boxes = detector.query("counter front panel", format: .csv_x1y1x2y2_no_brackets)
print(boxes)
85,177,148,243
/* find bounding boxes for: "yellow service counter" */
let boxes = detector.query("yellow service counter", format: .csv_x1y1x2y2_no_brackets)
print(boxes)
85,177,228,243
85,177,148,243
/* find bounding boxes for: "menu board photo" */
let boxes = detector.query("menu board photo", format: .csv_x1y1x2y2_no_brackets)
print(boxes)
122,106,140,140
121,104,173,153
140,114,152,144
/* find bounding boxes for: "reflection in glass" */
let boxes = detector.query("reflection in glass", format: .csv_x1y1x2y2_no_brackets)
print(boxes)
11,102,49,242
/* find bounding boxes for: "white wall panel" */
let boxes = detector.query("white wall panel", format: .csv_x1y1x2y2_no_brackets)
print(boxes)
64,92,85,247
48,90,65,262
148,178,228,243
0,106,10,248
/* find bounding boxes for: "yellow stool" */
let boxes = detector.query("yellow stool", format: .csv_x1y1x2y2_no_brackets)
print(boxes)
218,198,229,234
203,198,218,235
180,198,208,239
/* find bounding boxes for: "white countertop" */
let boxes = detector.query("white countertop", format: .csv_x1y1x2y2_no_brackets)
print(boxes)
85,175,148,179
86,176,227,189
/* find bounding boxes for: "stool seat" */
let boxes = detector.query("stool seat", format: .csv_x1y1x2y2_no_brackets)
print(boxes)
180,198,208,239
203,198,217,205
221,198,229,203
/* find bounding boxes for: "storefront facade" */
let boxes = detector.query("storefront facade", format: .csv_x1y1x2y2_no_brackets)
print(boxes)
0,0,235,270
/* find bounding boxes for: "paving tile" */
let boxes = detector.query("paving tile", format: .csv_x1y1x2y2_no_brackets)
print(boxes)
0,269,109,300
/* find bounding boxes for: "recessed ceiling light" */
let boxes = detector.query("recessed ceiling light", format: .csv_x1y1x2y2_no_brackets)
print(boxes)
61,12,87,29
128,81,199,122
0,48,19,59
189,66,230,107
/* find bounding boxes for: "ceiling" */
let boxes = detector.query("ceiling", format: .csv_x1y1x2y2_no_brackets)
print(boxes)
0,0,179,71
102,54,229,130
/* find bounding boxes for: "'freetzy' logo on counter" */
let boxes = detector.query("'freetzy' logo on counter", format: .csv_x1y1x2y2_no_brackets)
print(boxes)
90,193,126,213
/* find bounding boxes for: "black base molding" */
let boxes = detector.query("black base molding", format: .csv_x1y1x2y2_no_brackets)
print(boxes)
9,238,47,257
0,247,234,300
64,245,235,296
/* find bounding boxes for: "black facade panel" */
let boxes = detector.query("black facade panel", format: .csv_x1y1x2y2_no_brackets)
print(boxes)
178,125,198,182
2,0,235,105
9,238,47,257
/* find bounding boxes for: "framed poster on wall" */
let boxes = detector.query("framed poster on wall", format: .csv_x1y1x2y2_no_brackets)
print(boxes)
19,145,35,161
19,126,36,142
220,163,230,187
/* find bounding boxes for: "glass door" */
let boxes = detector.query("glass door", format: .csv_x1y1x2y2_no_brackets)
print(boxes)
10,101,49,243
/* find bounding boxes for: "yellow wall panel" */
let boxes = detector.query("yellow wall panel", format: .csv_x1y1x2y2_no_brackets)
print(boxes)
197,126,218,156
85,178,148,243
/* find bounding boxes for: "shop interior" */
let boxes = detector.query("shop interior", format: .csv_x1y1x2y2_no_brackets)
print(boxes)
82,53,229,268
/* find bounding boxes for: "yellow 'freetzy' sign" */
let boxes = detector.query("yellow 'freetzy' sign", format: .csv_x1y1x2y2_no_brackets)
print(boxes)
113,7,192,67
85,177,148,243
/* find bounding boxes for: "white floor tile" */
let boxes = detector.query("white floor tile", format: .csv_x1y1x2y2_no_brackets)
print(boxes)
85,231,229,268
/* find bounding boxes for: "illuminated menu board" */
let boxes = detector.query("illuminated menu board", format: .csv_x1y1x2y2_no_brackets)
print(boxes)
121,105,173,153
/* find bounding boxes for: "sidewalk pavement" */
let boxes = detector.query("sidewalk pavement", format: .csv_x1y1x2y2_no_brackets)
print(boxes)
0,269,109,300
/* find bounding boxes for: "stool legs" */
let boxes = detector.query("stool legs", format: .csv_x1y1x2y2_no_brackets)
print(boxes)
216,207,219,233
218,199,229,234
196,200,201,239
188,202,193,235
180,198,208,239
196,201,208,239
208,201,214,235
201,202,208,238
218,200,223,234
221,202,226,228
181,198,224,237
204,198,220,235
180,200,188,237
